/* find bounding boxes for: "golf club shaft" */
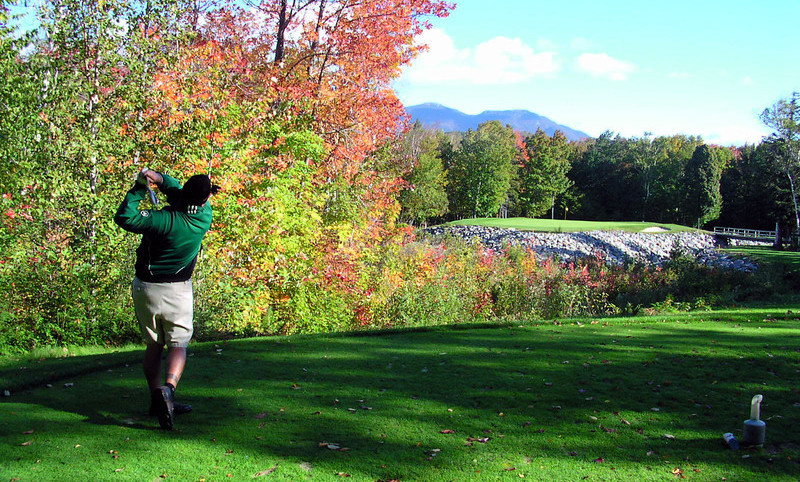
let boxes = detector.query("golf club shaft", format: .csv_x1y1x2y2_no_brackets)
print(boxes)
147,186,159,205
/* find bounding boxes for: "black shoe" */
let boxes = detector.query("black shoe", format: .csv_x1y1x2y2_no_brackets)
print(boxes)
149,401,192,416
153,385,174,430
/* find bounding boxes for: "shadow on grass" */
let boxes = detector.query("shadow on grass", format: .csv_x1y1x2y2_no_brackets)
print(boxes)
2,316,800,480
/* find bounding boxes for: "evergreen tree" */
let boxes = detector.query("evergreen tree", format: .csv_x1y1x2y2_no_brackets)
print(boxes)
718,142,793,231
568,131,639,221
682,144,723,227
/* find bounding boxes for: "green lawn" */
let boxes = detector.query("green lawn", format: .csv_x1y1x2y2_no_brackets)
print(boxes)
2,309,800,481
721,246,800,271
443,217,697,233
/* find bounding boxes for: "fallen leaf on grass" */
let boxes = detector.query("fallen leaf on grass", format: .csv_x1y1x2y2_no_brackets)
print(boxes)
467,437,490,443
335,473,351,477
568,451,578,456
22,430,34,434
663,434,676,440
254,412,268,419
620,419,631,425
254,465,278,477
440,429,456,434
593,458,604,463
671,468,685,478
504,467,516,471
114,468,124,473
21,441,32,446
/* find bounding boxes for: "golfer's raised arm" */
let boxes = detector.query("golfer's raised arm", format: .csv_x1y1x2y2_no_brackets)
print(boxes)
158,173,184,205
114,182,170,235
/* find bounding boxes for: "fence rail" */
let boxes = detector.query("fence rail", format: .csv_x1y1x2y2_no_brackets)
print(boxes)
713,227,777,240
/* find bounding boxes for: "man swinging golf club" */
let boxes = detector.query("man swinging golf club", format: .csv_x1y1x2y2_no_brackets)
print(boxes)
114,168,219,430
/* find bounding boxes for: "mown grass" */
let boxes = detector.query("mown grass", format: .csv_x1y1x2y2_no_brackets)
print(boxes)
2,308,799,481
721,246,800,271
443,217,697,233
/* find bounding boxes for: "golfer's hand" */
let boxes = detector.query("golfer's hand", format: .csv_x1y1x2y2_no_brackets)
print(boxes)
138,168,164,187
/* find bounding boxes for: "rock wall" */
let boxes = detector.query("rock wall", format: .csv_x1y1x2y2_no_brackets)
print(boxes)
422,226,758,271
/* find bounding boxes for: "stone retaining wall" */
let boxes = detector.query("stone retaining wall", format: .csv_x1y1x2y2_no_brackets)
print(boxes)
422,225,758,271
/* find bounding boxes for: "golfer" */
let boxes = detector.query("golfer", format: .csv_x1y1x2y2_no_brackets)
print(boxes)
114,168,218,430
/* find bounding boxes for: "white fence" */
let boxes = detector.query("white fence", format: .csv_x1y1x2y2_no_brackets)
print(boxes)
713,227,777,240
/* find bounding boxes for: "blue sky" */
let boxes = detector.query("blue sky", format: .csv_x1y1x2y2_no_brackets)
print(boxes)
394,0,800,145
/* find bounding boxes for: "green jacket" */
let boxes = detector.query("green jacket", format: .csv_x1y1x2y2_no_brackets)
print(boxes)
114,173,212,282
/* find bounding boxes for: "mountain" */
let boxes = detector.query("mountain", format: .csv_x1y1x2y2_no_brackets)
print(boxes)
405,103,591,141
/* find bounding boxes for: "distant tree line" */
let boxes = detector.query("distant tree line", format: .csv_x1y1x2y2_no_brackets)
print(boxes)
398,101,800,238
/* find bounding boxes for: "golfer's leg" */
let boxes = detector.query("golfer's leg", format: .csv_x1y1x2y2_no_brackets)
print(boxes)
164,347,187,389
143,343,164,392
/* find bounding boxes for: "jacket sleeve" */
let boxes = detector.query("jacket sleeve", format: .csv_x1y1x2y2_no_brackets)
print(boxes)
157,173,184,206
114,184,171,235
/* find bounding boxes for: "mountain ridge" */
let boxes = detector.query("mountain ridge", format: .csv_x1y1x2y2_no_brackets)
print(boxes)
405,103,590,141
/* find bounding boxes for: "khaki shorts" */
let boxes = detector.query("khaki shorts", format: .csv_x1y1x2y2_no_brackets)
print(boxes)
132,277,194,348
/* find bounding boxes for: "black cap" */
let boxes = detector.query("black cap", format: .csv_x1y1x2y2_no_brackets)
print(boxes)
183,174,212,206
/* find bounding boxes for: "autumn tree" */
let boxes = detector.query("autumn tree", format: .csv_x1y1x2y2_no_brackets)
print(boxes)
0,0,200,350
145,0,454,332
517,129,572,218
2,0,455,346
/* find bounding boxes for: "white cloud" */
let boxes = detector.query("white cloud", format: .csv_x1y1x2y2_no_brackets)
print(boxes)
704,123,769,146
742,76,754,86
402,28,559,86
575,53,635,81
